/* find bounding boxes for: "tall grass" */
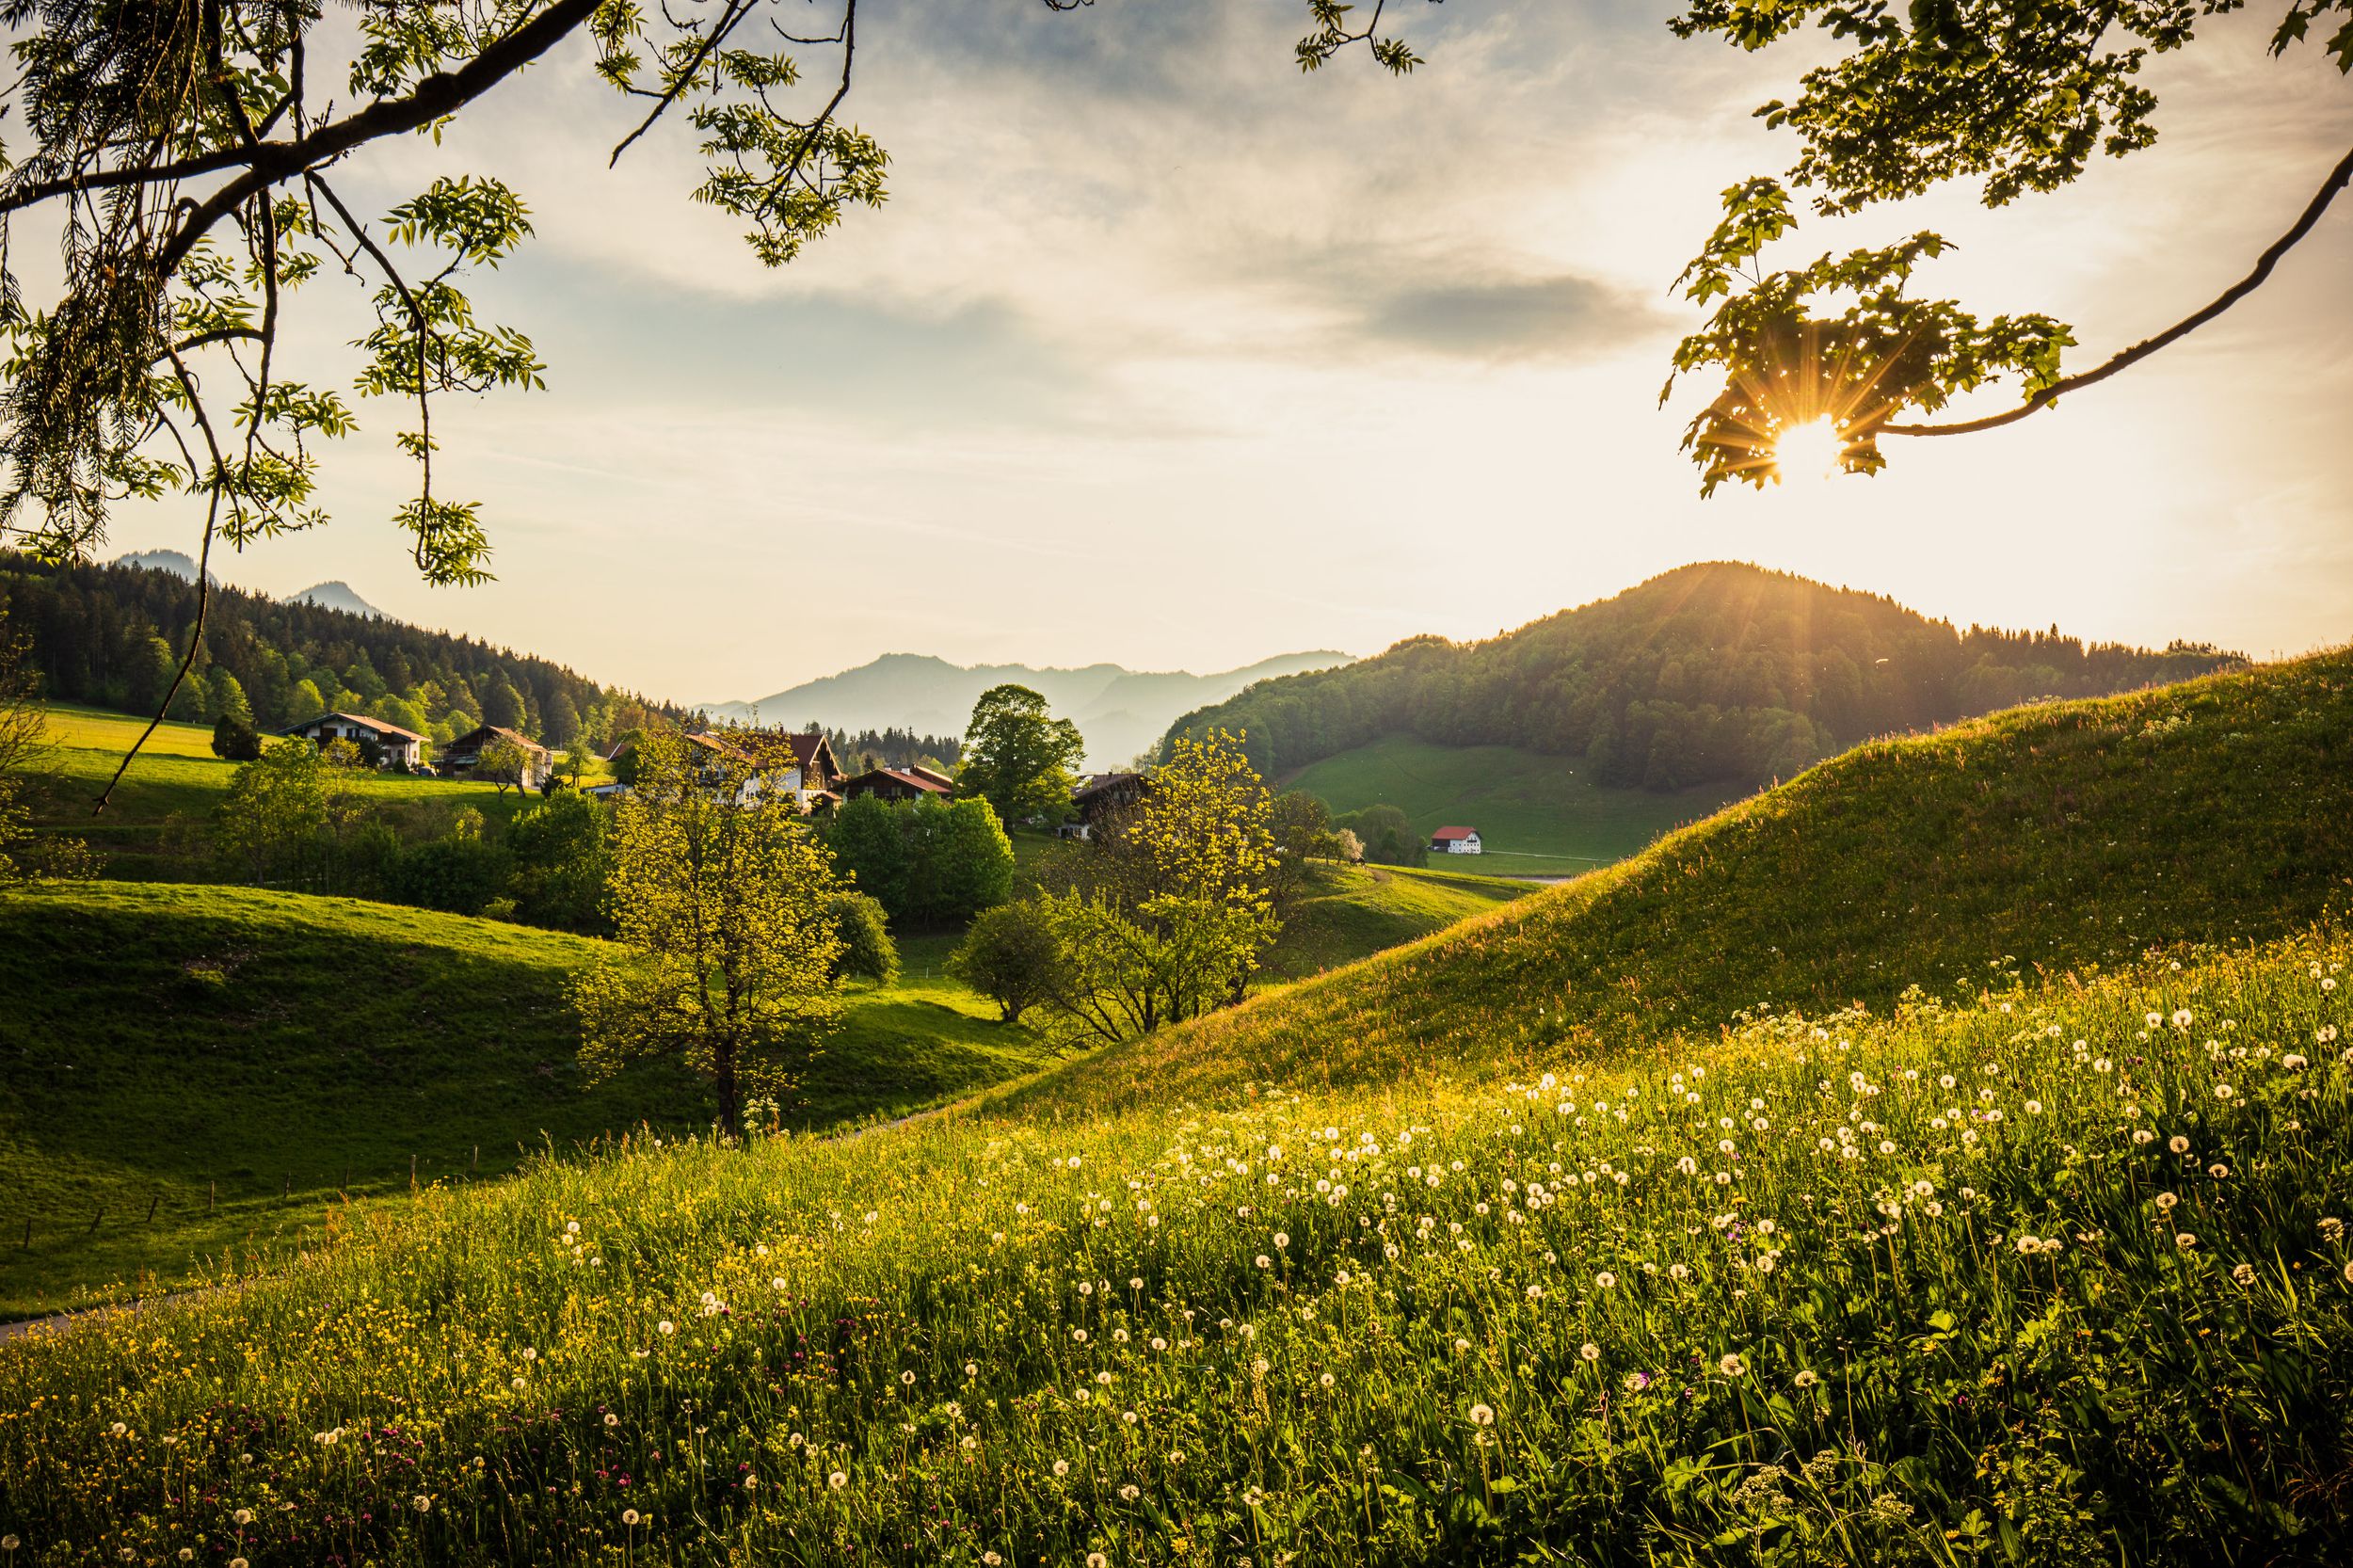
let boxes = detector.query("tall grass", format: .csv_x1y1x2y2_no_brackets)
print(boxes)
3,928,2346,1563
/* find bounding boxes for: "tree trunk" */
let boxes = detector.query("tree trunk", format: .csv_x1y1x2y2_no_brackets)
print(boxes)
712,1037,740,1141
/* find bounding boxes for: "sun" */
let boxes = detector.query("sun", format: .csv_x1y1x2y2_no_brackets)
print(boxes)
1772,418,1846,485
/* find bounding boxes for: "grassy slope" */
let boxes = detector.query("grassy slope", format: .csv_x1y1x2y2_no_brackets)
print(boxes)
1264,861,1529,981
0,884,1059,1319
1015,648,2353,1117
1285,732,1748,875
19,705,529,876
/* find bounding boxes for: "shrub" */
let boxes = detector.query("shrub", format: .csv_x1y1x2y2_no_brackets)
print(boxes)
826,888,900,986
949,900,1060,1024
209,712,263,760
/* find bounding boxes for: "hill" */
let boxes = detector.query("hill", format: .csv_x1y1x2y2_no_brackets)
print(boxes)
1168,561,2241,791
711,648,1353,768
0,883,1072,1320
2,915,2343,1559
108,548,198,579
1285,733,1749,875
1038,646,2353,1115
283,579,384,617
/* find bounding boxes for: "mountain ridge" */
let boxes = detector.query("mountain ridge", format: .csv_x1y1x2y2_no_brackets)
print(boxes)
709,648,1353,767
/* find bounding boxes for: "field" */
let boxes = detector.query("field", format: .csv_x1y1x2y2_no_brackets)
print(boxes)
3,656,2349,1563
1283,733,1749,876
0,883,1064,1320
16,705,532,876
0,859,1513,1321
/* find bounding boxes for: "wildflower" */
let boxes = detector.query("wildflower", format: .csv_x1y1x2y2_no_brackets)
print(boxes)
902,1370,917,1385
2133,1129,2154,1145
1273,1232,1289,1250
2176,1232,2199,1251
2016,1234,2041,1255
414,1495,432,1513
2169,1135,2191,1155
1468,1403,1496,1426
658,1320,676,1336
966,1362,980,1377
1120,1483,1141,1501
1321,1371,1337,1387
1595,1271,1618,1289
2233,1263,2258,1287
605,1413,620,1428
233,1510,255,1527
985,1555,1004,1566
1719,1353,1746,1377
2322,1218,2345,1240
2208,1163,2231,1179
1670,1263,1690,1281
828,1472,849,1490
2155,1192,2179,1210
1453,1337,1470,1353
2215,1084,2235,1100
1053,1460,1071,1477
1580,1342,1601,1362
623,1510,641,1526
1255,1255,1272,1270
520,1347,537,1362
1794,1369,1820,1389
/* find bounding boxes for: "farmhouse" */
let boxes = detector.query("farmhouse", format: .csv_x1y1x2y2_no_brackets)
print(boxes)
1058,771,1149,839
281,711,428,769
1430,825,1483,856
840,766,953,804
440,725,553,788
604,728,843,812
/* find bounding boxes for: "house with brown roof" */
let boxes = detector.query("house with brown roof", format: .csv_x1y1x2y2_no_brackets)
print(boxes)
839,766,954,804
281,711,429,770
603,728,842,812
440,724,553,788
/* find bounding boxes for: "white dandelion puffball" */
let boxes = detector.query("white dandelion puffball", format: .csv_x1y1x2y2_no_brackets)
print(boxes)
1579,1342,1601,1362
2169,1135,2191,1155
622,1509,641,1526
1719,1353,1746,1377
2176,1232,2199,1251
2233,1263,2257,1286
1595,1271,1618,1289
1794,1369,1820,1389
658,1320,676,1336
414,1495,432,1513
1468,1402,1496,1426
828,1471,848,1490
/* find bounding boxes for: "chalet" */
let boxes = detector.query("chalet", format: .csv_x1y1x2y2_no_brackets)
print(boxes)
603,728,842,812
1430,825,1483,856
281,711,428,769
1062,771,1149,839
839,766,954,805
440,725,553,788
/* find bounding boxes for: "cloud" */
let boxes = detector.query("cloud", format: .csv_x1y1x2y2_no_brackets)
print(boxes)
1358,273,1672,360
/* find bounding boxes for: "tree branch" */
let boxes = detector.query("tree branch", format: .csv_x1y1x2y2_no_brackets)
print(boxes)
608,0,762,168
1884,143,2353,437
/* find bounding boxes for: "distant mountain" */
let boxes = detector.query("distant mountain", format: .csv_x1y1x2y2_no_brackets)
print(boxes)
112,549,199,580
284,580,382,618
1169,561,2244,792
711,650,1353,768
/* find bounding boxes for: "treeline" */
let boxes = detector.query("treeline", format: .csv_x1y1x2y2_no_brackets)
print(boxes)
1167,562,2242,791
825,726,962,774
1,552,673,746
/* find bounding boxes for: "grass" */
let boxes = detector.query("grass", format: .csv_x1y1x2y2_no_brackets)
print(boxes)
18,704,528,877
0,925,2344,1563
1264,861,1529,981
1283,733,1749,876
1024,648,2353,1118
0,883,1063,1320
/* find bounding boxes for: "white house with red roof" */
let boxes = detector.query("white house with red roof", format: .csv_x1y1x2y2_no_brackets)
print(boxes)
1430,825,1483,856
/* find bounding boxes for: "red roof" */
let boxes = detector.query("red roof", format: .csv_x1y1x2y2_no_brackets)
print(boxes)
1431,825,1480,841
841,766,952,796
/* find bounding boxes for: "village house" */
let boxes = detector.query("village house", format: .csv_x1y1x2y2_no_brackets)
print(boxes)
281,711,428,770
440,724,553,788
1062,771,1149,839
839,766,954,804
602,728,843,813
1430,825,1483,856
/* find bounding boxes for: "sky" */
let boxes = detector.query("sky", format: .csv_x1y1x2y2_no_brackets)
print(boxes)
109,0,2353,705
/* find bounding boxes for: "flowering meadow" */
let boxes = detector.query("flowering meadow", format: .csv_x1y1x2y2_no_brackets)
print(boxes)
3,927,2348,1564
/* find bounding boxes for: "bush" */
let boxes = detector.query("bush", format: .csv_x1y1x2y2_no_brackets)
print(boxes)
948,900,1060,1024
210,712,263,761
826,888,900,986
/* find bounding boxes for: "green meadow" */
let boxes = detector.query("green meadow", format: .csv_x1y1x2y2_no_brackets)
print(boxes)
1283,733,1749,876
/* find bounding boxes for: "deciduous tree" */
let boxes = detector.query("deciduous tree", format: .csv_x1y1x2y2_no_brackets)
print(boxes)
570,731,845,1137
959,684,1085,830
213,741,327,885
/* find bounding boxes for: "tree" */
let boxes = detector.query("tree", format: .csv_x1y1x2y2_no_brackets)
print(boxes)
485,680,528,733
570,731,845,1138
287,679,328,725
948,902,1062,1025
826,889,901,986
208,669,253,726
1659,0,2353,488
210,712,262,761
476,735,532,799
824,793,915,916
1337,804,1426,868
213,742,327,885
1029,729,1278,1042
959,684,1086,829
1267,790,1337,917
920,797,1016,924
505,791,613,932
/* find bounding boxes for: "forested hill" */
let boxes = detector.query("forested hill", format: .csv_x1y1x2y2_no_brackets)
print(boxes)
1,552,651,746
1165,562,2241,791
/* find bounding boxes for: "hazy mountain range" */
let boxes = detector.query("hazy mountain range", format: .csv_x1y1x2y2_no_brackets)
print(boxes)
709,651,1353,768
113,550,382,617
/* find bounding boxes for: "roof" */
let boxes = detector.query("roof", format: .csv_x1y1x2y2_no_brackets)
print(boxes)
842,766,952,796
903,764,956,790
1431,825,1480,841
284,711,430,745
1072,771,1143,801
444,724,550,758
